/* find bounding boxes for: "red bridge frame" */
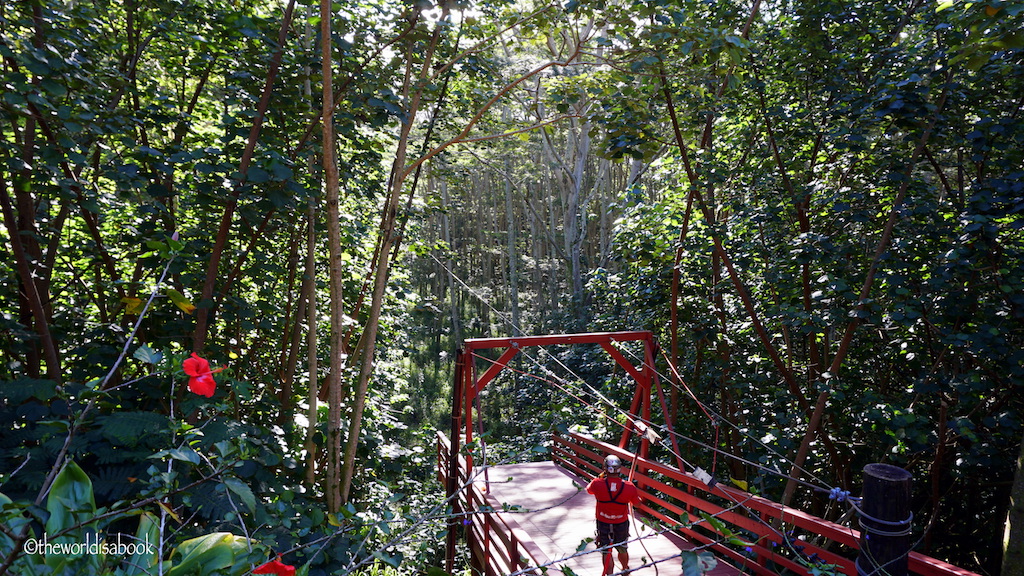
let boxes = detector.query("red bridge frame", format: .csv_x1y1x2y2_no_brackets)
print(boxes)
445,331,682,571
448,330,681,475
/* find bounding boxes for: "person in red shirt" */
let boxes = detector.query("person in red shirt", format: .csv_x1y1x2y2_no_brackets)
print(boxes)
587,454,642,575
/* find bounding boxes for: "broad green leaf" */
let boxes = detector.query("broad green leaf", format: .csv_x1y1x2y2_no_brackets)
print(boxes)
166,532,250,576
134,344,163,365
165,289,196,314
45,461,99,570
681,550,718,576
123,512,160,576
45,461,96,534
150,448,201,465
223,477,256,514
123,297,145,315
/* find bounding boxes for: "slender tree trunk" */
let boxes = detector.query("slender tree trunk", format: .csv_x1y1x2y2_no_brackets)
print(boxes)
320,0,346,513
504,157,520,335
0,175,60,382
548,191,558,317
339,8,445,502
301,2,319,489
441,180,464,344
191,0,296,353
277,223,305,423
669,184,696,423
304,200,320,487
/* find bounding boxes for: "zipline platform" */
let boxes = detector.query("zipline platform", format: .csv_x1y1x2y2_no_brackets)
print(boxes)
479,461,740,576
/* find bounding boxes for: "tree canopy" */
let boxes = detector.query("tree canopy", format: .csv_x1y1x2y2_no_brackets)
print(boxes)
1,0,1021,574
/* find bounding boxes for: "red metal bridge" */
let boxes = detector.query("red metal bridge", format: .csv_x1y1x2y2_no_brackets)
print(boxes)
437,331,982,576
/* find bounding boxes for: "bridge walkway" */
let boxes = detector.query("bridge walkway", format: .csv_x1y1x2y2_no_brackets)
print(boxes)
480,460,738,575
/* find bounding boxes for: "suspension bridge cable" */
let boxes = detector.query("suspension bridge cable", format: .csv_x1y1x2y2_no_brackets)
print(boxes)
431,251,834,492
467,329,840,501
633,343,837,491
463,342,860,570
432,247,847,503
429,251,870,557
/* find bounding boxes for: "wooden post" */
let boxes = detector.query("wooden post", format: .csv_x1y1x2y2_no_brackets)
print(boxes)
857,463,913,576
445,350,466,573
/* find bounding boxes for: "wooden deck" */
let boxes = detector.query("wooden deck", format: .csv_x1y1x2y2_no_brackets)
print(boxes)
440,430,982,576
478,461,739,576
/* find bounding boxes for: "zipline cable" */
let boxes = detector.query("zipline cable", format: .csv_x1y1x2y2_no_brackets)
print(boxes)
465,346,859,570
466,344,852,563
430,251,875,566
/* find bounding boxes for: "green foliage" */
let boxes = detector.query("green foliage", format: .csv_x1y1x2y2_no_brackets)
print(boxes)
1,0,1021,573
0,463,265,576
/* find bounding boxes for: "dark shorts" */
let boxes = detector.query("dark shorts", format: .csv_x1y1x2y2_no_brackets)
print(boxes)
595,520,630,553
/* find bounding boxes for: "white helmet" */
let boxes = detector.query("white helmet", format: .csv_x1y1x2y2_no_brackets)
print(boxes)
604,455,622,474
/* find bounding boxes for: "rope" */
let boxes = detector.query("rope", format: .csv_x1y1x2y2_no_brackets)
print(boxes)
648,344,837,491
462,315,843,502
465,337,856,563
627,451,658,576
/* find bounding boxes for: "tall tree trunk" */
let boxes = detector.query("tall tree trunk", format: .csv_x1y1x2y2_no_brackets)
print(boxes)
320,0,346,513
504,157,520,336
301,2,319,489
441,180,464,345
0,174,60,382
339,8,445,503
277,223,306,424
304,200,320,487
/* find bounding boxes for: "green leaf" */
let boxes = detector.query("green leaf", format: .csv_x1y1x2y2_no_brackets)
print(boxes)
165,288,196,314
150,448,201,465
45,461,99,570
243,166,270,183
99,412,169,445
134,345,163,365
0,378,58,403
372,550,402,568
123,512,160,576
45,461,96,534
165,532,250,576
681,550,718,575
223,477,256,514
681,551,701,576
698,511,728,535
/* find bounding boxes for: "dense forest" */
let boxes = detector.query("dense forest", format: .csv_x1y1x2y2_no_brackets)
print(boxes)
1,0,1022,575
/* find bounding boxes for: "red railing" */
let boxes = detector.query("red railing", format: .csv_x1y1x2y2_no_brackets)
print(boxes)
552,431,980,576
437,432,550,576
438,429,980,576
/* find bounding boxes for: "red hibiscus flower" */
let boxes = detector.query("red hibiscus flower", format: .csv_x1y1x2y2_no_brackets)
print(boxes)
253,558,295,576
182,353,223,398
